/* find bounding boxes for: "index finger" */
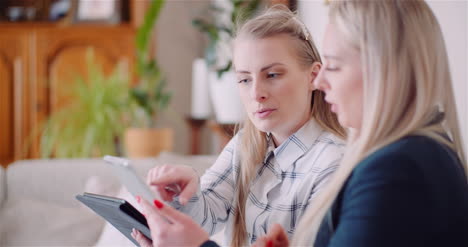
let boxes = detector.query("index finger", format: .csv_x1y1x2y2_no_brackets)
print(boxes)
139,198,171,229
146,168,184,187
268,224,289,245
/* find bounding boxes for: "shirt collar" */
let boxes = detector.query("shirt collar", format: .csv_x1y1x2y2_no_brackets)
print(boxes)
265,118,325,172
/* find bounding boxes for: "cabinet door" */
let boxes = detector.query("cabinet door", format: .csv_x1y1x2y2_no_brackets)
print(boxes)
0,30,30,166
31,26,135,157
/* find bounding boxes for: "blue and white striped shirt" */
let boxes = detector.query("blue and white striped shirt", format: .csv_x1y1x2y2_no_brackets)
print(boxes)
176,119,345,245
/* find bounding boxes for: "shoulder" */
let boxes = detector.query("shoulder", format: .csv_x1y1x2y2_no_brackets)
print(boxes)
352,135,453,179
297,131,345,176
308,131,346,162
209,132,243,170
345,135,466,199
317,131,346,146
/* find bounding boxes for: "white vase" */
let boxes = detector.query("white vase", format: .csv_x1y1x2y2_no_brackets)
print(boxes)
209,70,245,124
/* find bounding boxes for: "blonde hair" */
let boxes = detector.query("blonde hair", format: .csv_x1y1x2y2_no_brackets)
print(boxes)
292,0,467,245
231,5,345,247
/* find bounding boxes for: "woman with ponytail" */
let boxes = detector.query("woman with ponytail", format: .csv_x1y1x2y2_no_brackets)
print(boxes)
133,5,346,247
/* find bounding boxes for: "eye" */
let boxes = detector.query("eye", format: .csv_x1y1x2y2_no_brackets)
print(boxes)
324,62,340,71
238,78,250,84
325,66,340,71
267,72,280,78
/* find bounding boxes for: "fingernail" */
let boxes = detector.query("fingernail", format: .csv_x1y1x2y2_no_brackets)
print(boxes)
136,196,141,203
266,240,273,247
154,199,164,209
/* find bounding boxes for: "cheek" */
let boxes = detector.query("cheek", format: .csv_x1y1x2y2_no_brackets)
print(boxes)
342,74,363,127
279,77,310,103
349,72,363,110
238,86,250,105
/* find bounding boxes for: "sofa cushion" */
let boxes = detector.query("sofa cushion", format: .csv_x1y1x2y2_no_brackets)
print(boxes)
0,198,105,246
156,152,217,174
6,158,157,207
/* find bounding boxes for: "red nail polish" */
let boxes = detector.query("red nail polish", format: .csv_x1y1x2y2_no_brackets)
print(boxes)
135,196,141,203
153,199,164,209
266,240,273,247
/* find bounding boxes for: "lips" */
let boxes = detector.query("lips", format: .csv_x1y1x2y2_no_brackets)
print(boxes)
255,108,276,119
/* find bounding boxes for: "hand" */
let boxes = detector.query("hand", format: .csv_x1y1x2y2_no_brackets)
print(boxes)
131,198,210,247
146,164,199,205
252,224,289,247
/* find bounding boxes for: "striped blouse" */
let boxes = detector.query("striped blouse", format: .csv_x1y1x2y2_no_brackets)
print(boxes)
172,119,345,246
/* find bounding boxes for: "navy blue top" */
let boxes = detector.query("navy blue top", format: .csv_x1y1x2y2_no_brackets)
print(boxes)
200,136,468,247
316,135,468,247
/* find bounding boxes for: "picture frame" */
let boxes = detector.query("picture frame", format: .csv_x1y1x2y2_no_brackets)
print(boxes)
73,0,121,24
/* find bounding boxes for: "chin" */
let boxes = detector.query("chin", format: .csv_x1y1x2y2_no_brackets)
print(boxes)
337,116,351,129
252,120,277,133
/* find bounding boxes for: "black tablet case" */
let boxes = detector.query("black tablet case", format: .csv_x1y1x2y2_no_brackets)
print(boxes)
76,192,152,247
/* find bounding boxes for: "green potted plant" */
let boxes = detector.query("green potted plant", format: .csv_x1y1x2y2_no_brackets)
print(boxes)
192,0,261,124
40,49,129,158
123,0,174,158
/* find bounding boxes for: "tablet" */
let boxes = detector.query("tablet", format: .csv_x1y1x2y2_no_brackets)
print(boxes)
103,155,156,203
76,192,152,247
103,155,181,204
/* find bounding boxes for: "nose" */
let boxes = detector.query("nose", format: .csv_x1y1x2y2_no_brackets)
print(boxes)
314,68,329,92
251,80,268,102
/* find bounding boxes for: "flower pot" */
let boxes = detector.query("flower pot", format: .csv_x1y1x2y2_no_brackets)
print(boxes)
209,70,245,124
124,128,174,158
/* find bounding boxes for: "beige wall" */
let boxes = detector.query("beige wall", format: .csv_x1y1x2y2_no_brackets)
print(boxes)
155,0,212,154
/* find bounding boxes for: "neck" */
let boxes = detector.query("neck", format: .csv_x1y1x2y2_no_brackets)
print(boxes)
271,116,310,147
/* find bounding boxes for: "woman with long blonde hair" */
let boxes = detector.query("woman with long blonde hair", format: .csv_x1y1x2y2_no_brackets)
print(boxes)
132,5,346,247
133,1,468,247
253,0,468,246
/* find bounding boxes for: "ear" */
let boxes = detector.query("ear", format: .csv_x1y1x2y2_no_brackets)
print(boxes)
309,62,322,90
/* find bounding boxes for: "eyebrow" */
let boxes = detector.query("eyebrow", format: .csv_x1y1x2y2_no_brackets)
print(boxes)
323,55,342,60
236,62,285,74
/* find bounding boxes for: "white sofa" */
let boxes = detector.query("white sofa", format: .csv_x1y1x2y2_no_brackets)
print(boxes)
0,152,221,247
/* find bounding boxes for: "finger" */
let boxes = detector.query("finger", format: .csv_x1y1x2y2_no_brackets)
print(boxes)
131,228,153,247
150,185,174,202
148,175,185,187
269,224,289,246
178,178,198,205
139,198,171,228
150,199,192,224
146,167,160,185
147,166,177,186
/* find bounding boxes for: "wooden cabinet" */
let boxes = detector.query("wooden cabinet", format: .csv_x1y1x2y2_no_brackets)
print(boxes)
0,29,30,166
0,24,136,166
